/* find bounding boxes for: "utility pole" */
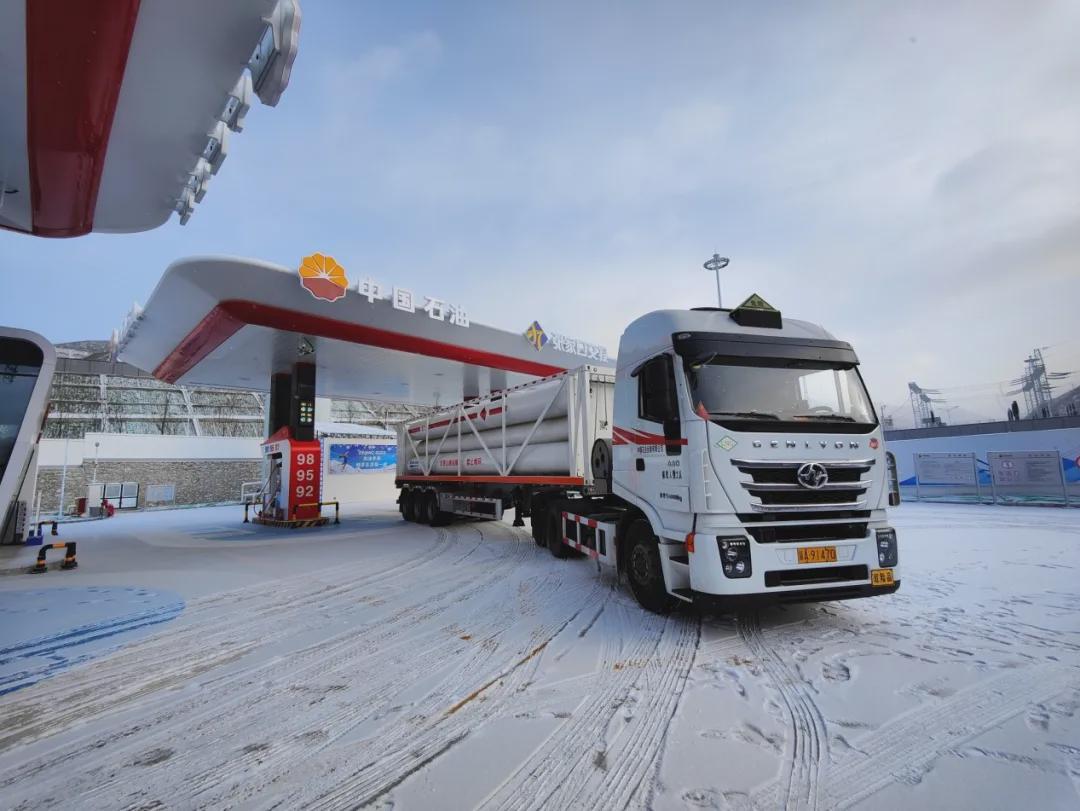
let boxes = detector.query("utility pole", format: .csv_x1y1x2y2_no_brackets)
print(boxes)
703,254,730,308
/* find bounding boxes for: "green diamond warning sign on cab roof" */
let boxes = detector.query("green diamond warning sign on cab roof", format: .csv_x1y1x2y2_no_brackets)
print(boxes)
730,293,782,328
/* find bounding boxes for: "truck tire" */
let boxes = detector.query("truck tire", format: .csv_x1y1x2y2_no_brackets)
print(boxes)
402,490,418,522
530,496,549,547
626,519,676,614
420,491,439,525
546,507,571,559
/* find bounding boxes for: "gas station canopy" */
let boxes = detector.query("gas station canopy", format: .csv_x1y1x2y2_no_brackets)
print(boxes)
118,257,608,407
0,0,300,237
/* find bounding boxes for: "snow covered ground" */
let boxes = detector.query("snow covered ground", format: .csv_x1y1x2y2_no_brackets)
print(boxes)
0,501,1077,810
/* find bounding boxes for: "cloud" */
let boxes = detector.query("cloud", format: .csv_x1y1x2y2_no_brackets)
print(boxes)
327,30,442,99
8,0,1079,427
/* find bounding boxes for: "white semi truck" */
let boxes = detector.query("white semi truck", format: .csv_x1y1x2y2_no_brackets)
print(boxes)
396,296,901,613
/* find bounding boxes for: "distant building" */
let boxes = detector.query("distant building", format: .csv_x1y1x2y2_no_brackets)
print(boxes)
35,340,435,515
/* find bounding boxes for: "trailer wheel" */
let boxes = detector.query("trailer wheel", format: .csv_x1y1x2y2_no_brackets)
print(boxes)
626,520,676,614
420,491,439,525
546,508,571,559
402,490,418,522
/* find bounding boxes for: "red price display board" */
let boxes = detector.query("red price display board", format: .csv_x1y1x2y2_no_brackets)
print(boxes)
289,440,321,519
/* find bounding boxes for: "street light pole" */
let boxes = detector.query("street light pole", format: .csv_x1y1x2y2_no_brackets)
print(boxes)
703,254,730,308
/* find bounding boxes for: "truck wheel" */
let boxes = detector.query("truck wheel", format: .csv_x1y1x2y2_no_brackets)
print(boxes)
420,491,439,525
403,490,418,522
626,520,676,614
546,508,570,559
425,491,451,526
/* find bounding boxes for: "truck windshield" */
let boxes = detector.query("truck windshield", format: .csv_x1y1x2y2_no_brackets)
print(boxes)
685,357,878,433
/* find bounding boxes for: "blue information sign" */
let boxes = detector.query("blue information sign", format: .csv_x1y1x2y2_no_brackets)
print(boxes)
327,443,396,474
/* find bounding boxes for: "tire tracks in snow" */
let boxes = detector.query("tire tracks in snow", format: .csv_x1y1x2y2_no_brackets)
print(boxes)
272,563,608,809
0,523,450,753
738,611,828,811
819,663,1079,809
0,522,605,811
739,614,1079,809
479,602,699,811
0,524,475,803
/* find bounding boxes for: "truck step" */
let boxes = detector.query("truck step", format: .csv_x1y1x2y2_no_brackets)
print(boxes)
671,588,694,602
669,555,689,565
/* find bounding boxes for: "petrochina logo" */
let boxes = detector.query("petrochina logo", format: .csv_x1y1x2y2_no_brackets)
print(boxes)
298,253,349,302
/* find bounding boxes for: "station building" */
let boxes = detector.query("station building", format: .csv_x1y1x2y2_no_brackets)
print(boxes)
32,341,424,514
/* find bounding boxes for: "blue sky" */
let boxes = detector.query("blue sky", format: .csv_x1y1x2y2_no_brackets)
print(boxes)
2,0,1079,424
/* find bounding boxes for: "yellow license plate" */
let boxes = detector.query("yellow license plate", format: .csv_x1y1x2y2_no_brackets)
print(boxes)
797,546,837,564
871,568,895,587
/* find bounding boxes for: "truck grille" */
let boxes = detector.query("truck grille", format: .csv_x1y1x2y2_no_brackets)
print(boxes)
731,458,875,512
746,521,867,544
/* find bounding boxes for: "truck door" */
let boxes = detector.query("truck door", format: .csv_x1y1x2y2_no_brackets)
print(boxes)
626,354,691,527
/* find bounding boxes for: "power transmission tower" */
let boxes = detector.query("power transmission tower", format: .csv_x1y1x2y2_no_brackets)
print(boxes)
908,382,945,427
1007,347,1071,419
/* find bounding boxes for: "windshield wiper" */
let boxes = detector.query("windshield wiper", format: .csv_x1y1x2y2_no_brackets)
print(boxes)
792,413,858,422
708,411,781,420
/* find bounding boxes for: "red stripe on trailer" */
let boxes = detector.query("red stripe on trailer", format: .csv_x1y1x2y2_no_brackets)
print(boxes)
156,300,569,384
25,0,141,237
398,475,585,485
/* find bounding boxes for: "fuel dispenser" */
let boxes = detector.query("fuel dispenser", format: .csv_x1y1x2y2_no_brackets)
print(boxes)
254,362,328,527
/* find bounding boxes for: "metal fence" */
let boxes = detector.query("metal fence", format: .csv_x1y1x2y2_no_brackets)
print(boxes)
902,450,1076,506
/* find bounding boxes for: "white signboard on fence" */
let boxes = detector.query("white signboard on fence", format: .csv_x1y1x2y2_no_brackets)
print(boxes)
914,452,977,485
988,451,1064,487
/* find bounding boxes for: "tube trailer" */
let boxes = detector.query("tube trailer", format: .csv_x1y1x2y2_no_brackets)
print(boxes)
396,296,901,612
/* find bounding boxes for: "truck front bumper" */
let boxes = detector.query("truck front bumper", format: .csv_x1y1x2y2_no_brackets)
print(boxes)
686,579,899,612
687,523,900,601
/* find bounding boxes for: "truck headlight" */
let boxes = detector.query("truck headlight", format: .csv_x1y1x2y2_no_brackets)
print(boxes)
875,528,898,567
718,536,752,578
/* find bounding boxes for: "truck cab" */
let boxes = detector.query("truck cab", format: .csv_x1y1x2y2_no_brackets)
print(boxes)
611,296,900,610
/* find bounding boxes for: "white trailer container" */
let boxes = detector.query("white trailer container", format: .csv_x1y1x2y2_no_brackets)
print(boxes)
397,297,902,614
398,366,615,500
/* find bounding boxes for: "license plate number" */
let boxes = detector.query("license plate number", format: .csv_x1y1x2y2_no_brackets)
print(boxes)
797,546,837,564
871,568,894,587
